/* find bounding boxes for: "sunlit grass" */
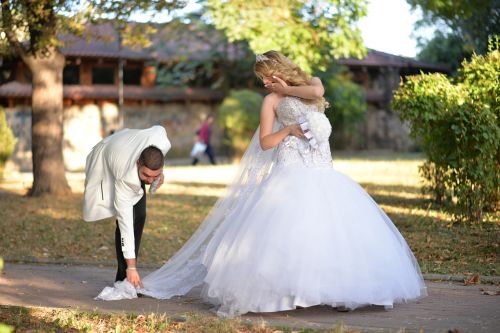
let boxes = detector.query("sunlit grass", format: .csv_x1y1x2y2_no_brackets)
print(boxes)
1,152,498,275
0,305,362,333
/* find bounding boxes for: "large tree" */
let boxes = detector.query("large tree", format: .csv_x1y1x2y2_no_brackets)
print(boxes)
0,0,183,196
408,0,500,70
206,0,368,73
416,30,470,73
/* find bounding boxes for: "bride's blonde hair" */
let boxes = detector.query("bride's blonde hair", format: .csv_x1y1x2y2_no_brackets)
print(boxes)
254,50,327,111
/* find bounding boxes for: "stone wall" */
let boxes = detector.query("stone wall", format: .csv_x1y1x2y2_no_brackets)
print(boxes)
123,103,224,158
4,101,224,172
341,66,417,151
364,106,415,150
4,106,32,171
63,104,106,171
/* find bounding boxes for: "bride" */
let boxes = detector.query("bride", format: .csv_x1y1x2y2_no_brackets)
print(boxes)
97,50,427,317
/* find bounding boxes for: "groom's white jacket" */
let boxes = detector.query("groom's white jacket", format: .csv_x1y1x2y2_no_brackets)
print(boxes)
83,126,171,259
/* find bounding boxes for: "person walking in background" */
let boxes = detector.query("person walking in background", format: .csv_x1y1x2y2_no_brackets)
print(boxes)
191,114,217,165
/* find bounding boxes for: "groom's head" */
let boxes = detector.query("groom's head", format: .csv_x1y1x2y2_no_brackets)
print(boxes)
137,145,164,184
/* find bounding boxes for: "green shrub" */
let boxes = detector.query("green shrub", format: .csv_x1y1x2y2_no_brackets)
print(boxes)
0,323,13,333
320,65,367,148
392,38,500,222
0,257,8,333
217,89,263,158
0,109,16,178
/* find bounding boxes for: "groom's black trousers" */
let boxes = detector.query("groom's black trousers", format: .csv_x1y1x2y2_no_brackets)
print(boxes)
115,184,147,282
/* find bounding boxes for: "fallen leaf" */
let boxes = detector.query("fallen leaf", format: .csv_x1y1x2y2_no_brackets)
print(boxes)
481,290,499,296
135,314,146,324
464,274,480,285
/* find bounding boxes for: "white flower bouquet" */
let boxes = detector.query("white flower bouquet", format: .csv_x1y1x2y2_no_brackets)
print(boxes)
299,112,332,148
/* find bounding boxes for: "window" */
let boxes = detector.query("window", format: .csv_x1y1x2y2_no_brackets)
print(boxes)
124,67,142,85
63,65,80,85
92,67,115,84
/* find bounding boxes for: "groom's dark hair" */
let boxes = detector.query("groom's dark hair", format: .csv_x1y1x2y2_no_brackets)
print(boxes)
138,145,164,170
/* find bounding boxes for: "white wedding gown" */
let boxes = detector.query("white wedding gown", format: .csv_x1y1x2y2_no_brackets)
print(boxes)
96,96,427,317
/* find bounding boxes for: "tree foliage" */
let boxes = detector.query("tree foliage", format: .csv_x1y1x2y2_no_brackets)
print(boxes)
416,31,471,73
217,89,263,157
315,64,366,148
0,0,184,55
393,39,500,222
409,0,500,71
206,0,367,73
0,108,16,178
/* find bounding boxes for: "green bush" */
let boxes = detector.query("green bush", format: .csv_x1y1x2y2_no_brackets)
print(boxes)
0,255,12,331
392,38,499,222
319,65,367,148
0,109,16,179
0,323,13,333
217,89,263,158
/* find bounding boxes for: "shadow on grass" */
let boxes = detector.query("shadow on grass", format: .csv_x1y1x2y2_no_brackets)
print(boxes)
333,151,424,161
359,182,429,209
0,189,218,266
0,305,79,332
1,182,498,276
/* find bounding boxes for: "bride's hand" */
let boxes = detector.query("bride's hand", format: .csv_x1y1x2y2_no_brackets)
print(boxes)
288,124,305,138
265,75,288,94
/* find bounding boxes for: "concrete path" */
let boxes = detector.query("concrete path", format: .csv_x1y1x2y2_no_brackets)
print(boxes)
1,263,499,333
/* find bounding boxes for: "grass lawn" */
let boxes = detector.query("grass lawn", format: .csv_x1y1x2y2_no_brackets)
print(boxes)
0,305,357,333
0,152,498,276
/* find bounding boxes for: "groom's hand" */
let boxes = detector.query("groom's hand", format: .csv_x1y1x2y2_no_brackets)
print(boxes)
125,259,143,288
126,268,144,289
156,173,165,190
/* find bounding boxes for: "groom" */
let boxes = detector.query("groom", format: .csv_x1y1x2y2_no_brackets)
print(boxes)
83,125,171,288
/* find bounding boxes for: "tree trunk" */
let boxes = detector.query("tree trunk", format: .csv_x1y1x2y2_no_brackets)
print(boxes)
24,50,71,196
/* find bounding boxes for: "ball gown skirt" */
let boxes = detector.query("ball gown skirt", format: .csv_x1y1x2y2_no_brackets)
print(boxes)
199,163,427,317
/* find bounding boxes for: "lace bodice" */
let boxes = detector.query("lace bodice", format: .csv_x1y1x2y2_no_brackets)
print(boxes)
275,96,333,168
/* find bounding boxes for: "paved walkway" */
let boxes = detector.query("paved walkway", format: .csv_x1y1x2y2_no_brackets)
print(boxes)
1,263,499,332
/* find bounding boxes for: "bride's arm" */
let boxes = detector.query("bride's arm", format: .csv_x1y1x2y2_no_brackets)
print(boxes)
259,94,303,150
270,76,324,99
